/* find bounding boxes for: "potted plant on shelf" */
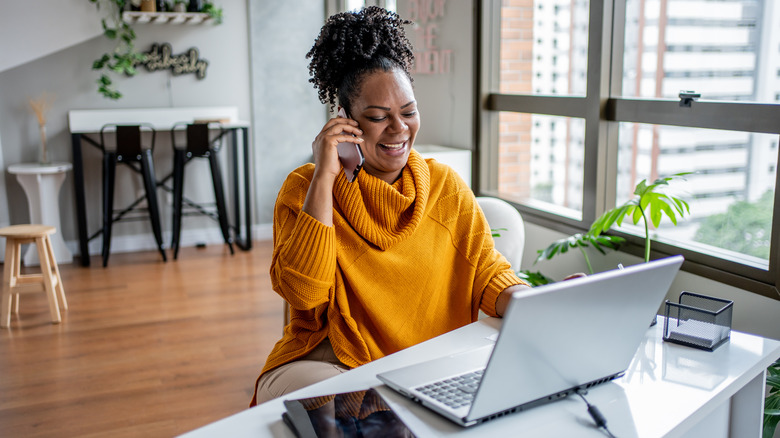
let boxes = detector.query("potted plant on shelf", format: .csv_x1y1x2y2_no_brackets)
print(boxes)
89,0,223,99
202,1,223,24
173,0,187,12
89,0,146,99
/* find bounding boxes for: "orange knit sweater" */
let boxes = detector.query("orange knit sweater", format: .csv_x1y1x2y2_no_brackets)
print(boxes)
253,150,523,402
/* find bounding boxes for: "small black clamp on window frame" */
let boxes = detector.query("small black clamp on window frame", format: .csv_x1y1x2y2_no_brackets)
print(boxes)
679,90,701,108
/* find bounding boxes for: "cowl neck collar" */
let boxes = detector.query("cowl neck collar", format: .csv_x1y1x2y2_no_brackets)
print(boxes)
333,149,430,250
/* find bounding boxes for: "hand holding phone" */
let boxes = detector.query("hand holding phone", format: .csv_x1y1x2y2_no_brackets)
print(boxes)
336,108,364,183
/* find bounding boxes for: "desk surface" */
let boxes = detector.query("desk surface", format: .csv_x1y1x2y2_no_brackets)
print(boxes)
180,317,780,438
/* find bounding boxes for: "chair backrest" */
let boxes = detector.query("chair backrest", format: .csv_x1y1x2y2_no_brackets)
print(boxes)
100,124,156,160
186,123,212,156
476,197,525,270
116,125,142,157
171,122,224,157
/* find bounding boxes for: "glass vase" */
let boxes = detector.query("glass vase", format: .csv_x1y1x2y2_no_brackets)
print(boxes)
38,124,50,164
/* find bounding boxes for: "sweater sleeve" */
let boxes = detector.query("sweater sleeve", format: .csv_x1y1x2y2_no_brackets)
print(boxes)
430,163,527,318
474,216,526,317
457,186,526,317
270,170,338,311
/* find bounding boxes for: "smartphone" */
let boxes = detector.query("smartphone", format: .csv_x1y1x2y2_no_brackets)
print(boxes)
336,108,364,183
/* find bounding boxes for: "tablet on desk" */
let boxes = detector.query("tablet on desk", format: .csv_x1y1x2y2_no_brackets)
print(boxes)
282,387,416,437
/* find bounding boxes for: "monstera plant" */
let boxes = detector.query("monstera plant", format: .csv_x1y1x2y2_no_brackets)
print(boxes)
766,358,780,438
535,173,691,274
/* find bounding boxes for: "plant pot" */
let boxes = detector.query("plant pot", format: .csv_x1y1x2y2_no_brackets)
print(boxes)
140,0,156,12
187,0,202,12
173,3,186,12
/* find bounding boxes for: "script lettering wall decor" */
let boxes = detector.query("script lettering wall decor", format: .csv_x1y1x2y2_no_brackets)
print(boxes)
138,43,209,79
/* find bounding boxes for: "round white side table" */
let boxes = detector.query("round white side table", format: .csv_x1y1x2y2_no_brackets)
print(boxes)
8,162,74,265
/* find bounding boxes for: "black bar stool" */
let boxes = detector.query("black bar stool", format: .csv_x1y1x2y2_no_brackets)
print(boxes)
99,124,167,267
170,123,234,259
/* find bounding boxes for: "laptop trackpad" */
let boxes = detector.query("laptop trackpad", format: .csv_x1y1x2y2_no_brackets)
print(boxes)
377,345,493,390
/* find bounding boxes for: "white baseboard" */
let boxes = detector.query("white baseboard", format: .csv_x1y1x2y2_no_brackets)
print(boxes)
64,223,273,257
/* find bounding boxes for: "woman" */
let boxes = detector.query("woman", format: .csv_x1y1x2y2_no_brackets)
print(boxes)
251,7,529,406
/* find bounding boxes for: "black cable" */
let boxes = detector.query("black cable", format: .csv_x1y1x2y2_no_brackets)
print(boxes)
575,389,618,438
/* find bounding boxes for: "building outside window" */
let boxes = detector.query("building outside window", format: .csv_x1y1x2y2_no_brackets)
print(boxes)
483,0,780,299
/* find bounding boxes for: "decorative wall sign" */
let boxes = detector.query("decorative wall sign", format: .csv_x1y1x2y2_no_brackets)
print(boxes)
139,43,209,79
407,0,452,75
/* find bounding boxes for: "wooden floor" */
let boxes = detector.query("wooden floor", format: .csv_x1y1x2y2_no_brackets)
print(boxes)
0,240,283,437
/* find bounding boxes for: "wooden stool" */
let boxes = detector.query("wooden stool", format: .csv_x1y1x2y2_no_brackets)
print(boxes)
0,225,67,328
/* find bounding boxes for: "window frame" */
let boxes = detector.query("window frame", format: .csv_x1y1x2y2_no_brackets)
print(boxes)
477,0,780,301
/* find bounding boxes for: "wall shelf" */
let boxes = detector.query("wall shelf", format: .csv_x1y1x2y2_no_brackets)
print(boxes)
122,11,212,25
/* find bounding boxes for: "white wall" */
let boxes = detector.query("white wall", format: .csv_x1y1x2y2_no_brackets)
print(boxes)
248,1,326,225
397,0,475,150
0,0,103,73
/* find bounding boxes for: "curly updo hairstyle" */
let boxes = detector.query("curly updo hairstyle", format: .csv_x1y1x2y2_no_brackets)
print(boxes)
306,6,414,115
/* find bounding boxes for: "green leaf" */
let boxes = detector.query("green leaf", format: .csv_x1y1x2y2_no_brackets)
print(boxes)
631,205,643,225
491,227,507,238
640,191,655,211
615,204,633,227
633,178,649,196
92,54,110,70
516,270,554,287
657,198,678,226
595,235,625,248
764,415,780,438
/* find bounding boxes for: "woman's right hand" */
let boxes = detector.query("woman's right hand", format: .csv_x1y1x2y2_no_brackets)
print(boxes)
302,113,363,226
310,113,363,183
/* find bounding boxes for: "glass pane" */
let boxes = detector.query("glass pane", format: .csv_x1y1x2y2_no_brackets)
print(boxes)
500,0,590,96
622,0,780,104
617,122,777,269
498,112,585,220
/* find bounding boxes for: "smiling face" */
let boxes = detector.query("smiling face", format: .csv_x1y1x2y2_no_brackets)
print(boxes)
348,69,420,184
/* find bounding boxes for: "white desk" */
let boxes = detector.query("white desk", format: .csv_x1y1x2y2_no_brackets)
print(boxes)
7,162,74,265
180,317,780,437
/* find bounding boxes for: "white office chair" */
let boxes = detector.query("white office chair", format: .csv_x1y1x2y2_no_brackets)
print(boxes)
476,196,525,271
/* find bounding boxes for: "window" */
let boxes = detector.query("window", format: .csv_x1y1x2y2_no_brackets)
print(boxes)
499,0,589,96
498,112,586,220
616,123,776,270
480,0,780,300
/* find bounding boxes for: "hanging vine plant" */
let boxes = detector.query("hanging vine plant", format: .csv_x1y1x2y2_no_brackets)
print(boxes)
88,0,148,99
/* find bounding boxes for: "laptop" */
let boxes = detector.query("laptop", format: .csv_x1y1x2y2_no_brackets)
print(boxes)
377,255,684,427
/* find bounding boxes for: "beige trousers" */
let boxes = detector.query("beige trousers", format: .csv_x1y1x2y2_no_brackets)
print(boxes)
255,338,350,404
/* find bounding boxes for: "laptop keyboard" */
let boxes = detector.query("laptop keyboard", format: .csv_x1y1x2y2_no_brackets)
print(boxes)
415,369,484,409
